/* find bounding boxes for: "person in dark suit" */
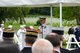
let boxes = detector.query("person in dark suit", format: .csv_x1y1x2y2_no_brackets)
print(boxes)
45,33,70,53
68,26,74,35
70,48,80,53
68,26,76,48
21,30,38,53
0,31,21,53
74,26,80,48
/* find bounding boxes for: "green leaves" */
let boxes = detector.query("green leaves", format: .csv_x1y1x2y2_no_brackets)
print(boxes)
0,7,30,24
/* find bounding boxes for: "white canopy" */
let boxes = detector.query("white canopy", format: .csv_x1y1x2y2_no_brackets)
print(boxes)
25,0,80,7
61,0,80,6
0,0,23,7
0,0,59,7
23,0,59,7
0,0,80,7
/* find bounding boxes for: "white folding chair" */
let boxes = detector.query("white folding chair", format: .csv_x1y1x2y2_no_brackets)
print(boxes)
66,34,80,50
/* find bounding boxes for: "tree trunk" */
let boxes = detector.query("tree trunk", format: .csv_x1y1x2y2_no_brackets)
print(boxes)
22,17,26,24
73,7,80,26
19,17,23,24
0,18,2,24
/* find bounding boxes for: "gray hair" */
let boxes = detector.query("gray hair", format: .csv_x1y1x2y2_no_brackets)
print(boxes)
32,39,53,53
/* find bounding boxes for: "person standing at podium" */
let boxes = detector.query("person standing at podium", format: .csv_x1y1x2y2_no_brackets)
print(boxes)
38,16,50,38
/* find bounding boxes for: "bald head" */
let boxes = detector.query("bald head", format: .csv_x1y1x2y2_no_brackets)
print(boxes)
32,39,53,53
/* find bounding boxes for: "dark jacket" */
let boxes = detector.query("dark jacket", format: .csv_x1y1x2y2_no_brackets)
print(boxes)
21,47,32,53
60,48,70,53
0,39,21,53
70,48,80,53
68,27,74,35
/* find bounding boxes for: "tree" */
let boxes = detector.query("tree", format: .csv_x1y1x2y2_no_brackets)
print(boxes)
0,7,30,24
29,7,50,15
72,7,80,25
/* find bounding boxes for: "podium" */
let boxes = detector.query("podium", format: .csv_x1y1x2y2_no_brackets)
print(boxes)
66,34,80,50
52,27,64,35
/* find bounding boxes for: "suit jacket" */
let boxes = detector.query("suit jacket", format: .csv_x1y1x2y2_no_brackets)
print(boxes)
70,48,80,53
0,39,21,53
68,27,74,35
60,48,70,53
21,47,32,53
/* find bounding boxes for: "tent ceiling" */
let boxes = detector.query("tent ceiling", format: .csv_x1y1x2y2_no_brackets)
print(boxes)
61,0,80,7
23,0,80,7
0,0,59,7
61,0,80,3
0,0,80,7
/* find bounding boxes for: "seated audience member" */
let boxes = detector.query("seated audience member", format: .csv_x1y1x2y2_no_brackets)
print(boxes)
45,33,70,53
68,26,76,48
21,30,38,53
32,39,54,53
0,31,21,53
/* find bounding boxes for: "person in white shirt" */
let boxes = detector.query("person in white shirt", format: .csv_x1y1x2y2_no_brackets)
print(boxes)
17,25,26,50
0,24,4,41
38,17,50,38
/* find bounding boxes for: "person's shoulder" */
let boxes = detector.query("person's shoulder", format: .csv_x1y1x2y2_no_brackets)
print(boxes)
60,48,70,53
22,47,31,51
72,48,80,53
21,47,32,53
60,48,69,51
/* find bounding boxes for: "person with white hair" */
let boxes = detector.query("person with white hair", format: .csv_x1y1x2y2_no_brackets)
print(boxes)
32,39,54,53
17,25,26,50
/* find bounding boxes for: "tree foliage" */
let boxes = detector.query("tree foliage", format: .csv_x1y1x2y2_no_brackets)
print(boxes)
29,7,50,15
0,7,30,24
0,7,80,25
29,7,80,25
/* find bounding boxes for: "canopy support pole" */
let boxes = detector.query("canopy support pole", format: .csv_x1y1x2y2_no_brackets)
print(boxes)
50,5,53,32
60,2,62,27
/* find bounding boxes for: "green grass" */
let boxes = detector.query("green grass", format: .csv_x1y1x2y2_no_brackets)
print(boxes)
4,18,76,31
4,22,38,31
